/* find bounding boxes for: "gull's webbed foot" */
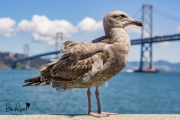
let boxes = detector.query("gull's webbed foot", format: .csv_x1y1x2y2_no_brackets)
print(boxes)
89,111,118,118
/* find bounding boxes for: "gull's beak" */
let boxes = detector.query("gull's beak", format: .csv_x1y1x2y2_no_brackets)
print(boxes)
131,19,143,27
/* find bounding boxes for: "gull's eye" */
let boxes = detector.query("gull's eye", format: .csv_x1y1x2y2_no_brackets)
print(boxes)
120,14,126,18
112,15,119,18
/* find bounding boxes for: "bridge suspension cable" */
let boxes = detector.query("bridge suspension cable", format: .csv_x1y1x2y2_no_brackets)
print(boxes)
132,7,142,18
154,7,180,22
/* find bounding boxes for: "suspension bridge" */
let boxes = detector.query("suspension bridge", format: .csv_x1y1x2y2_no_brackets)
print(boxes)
12,5,180,72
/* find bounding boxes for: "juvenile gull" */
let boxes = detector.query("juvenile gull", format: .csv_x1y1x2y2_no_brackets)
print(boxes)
23,10,143,117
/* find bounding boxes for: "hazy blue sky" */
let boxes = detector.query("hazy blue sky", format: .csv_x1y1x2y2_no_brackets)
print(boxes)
0,0,180,62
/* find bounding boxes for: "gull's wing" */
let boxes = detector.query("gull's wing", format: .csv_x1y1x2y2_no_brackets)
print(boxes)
92,36,112,44
40,41,109,83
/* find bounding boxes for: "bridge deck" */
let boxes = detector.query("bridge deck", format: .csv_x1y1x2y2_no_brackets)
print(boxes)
131,34,180,45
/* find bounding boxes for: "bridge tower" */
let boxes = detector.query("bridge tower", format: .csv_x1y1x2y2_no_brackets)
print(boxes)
55,32,63,58
23,44,30,69
136,4,157,72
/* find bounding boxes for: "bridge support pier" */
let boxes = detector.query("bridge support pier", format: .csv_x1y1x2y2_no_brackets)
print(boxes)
12,61,17,69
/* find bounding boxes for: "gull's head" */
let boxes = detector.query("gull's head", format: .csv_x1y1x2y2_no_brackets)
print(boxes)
103,10,143,30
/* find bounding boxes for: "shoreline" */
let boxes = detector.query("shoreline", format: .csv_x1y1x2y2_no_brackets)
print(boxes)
0,114,180,120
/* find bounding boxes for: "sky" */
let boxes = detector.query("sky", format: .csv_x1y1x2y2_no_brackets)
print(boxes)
0,0,180,63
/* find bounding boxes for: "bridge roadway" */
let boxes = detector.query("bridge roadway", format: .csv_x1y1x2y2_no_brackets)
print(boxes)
12,33,180,68
131,33,180,45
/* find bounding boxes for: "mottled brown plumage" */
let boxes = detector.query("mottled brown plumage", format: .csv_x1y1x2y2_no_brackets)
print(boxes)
23,10,142,117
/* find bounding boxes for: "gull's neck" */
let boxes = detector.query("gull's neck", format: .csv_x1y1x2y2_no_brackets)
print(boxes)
106,28,130,43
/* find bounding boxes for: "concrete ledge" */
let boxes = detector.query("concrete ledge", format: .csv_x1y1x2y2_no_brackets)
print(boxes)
0,114,180,120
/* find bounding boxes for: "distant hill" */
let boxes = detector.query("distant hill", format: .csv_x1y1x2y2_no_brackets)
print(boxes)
124,60,180,73
0,52,49,69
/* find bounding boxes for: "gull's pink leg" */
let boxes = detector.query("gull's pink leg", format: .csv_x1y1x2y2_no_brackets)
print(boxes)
95,86,102,114
95,86,118,116
87,87,118,118
87,88,92,114
87,87,108,117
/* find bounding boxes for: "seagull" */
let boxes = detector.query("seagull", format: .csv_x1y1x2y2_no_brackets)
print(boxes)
23,10,142,117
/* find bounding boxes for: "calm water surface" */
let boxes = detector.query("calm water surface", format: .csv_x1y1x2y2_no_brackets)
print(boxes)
0,70,180,114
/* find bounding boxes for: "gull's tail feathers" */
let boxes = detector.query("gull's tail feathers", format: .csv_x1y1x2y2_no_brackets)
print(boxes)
22,76,49,87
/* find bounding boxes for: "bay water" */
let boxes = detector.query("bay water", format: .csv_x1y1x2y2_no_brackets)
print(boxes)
0,70,180,114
